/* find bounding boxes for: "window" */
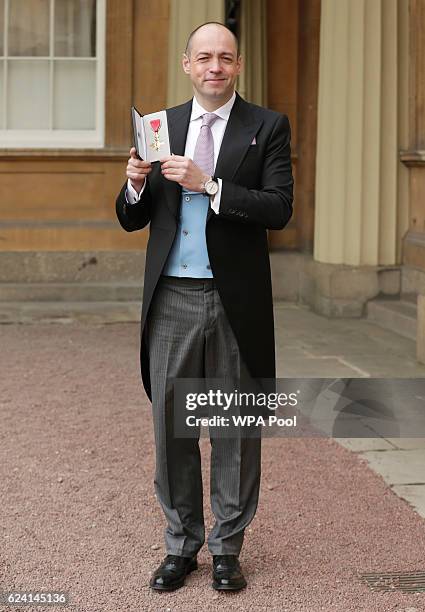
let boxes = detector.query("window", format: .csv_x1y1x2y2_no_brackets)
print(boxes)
0,0,105,148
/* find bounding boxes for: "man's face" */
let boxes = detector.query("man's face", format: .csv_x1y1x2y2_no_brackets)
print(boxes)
182,25,241,103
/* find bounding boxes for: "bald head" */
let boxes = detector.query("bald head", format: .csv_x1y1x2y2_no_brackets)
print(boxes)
182,21,242,111
185,22,239,58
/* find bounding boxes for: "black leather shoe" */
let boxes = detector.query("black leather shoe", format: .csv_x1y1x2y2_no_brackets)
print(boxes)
212,555,247,591
150,554,198,591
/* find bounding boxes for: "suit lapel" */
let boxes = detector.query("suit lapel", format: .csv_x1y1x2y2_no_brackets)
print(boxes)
163,100,192,218
163,94,263,223
207,93,263,223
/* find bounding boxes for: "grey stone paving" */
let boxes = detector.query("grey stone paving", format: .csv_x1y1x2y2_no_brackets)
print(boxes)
274,302,425,378
274,302,425,519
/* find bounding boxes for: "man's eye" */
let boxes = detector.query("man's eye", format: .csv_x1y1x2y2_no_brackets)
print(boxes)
198,56,209,61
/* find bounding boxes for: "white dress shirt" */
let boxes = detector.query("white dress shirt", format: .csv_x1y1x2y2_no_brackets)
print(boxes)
126,91,236,214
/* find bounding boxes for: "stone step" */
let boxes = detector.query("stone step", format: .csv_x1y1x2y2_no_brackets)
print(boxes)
366,298,417,341
0,301,142,324
0,282,143,302
0,251,145,283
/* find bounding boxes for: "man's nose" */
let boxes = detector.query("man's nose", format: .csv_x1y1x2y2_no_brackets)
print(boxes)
209,60,222,72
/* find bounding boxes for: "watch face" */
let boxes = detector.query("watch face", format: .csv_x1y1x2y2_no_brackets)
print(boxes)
206,179,219,195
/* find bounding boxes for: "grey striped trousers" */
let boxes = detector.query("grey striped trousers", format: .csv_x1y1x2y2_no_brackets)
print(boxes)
145,275,262,557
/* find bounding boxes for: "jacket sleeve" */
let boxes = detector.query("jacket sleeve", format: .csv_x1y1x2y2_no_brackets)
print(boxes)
115,178,152,232
217,114,294,230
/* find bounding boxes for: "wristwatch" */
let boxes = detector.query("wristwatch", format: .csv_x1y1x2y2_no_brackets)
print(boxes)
203,176,219,197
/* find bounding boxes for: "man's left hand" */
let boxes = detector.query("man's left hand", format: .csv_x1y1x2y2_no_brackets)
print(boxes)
160,155,208,192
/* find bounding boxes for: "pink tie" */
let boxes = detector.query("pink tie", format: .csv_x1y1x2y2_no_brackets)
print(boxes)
192,113,218,176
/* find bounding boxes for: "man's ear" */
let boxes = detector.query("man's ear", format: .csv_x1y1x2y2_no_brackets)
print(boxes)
236,54,242,76
182,53,190,74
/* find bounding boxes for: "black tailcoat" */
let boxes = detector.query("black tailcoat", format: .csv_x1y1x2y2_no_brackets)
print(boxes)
116,92,294,401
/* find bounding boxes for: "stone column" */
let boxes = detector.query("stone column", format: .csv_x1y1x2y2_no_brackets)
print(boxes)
418,295,425,364
166,0,224,107
400,0,425,273
238,0,267,106
307,0,408,316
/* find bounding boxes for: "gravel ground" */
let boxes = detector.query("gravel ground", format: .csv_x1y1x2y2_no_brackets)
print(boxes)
1,322,425,612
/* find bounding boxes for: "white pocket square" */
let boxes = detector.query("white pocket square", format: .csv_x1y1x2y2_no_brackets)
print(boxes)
251,136,256,145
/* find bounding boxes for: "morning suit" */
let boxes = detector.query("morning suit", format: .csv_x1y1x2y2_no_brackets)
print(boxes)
115,91,294,555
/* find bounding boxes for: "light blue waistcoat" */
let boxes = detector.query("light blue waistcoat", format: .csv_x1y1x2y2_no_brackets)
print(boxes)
162,188,213,278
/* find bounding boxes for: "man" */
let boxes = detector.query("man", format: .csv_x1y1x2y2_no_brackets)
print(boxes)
115,22,293,592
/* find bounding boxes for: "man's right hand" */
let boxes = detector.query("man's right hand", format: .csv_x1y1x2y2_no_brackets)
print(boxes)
126,147,152,193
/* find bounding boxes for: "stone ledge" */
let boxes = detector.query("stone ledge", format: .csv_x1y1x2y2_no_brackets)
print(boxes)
0,282,143,302
0,251,145,283
271,252,401,317
367,299,417,341
0,251,416,323
0,301,142,324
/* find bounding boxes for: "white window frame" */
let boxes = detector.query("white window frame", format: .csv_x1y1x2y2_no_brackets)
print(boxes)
0,0,105,148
